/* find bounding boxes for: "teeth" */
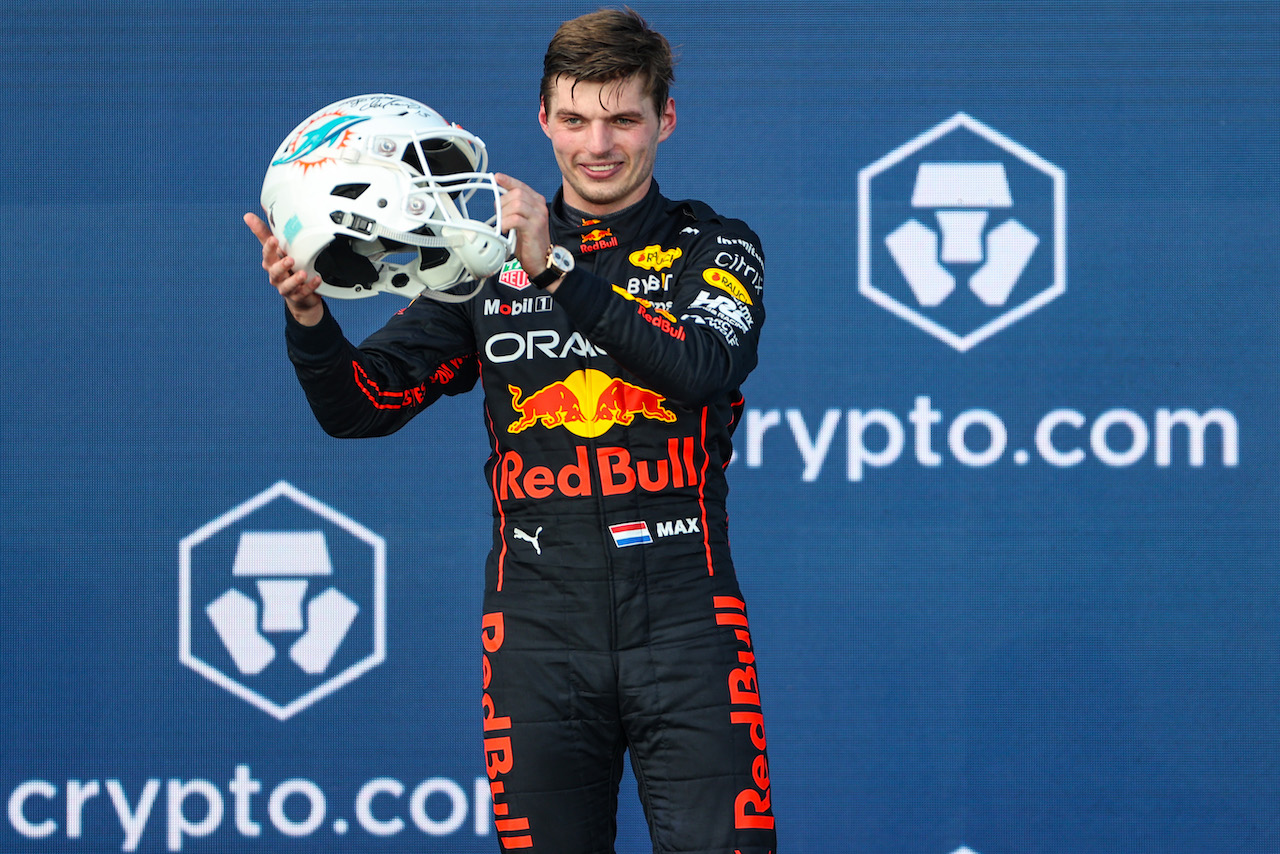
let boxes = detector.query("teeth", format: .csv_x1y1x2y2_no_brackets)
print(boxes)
585,165,615,173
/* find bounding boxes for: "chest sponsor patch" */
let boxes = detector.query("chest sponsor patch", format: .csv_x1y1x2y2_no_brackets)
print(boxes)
608,521,654,548
580,227,618,253
498,259,532,291
629,244,682,271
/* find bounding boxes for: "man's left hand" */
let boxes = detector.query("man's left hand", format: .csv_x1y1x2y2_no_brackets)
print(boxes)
495,173,560,292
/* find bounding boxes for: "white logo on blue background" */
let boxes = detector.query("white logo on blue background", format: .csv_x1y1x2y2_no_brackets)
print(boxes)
179,481,386,720
859,113,1066,351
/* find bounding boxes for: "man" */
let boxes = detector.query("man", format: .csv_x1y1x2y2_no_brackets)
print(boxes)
246,9,775,853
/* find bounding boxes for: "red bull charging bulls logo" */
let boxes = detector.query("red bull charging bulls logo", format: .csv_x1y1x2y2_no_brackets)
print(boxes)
508,369,676,437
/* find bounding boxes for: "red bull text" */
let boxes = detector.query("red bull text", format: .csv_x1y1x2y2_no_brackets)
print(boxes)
481,612,534,850
579,226,619,253
714,596,775,834
497,438,699,501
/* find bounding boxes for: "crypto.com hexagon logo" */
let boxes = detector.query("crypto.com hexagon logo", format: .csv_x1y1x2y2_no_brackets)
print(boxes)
859,113,1066,351
180,481,385,720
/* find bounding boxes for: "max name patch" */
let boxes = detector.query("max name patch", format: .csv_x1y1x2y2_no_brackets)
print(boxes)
608,517,702,548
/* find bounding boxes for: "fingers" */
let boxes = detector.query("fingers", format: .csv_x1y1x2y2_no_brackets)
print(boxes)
278,268,323,301
263,243,289,281
494,173,546,223
266,251,314,294
280,269,326,327
243,212,272,246
494,172,526,194
249,215,312,295
494,174,552,274
245,211,323,324
245,211,288,280
249,216,298,290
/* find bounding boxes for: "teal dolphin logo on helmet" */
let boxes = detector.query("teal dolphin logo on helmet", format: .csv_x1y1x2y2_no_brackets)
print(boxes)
271,114,370,166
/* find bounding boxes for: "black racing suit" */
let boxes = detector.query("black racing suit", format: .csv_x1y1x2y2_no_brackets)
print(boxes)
286,181,776,854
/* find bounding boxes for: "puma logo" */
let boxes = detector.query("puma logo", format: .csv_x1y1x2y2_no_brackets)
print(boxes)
513,526,543,555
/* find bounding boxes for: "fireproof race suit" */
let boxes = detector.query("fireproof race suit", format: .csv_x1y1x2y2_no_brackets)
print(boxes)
285,181,776,854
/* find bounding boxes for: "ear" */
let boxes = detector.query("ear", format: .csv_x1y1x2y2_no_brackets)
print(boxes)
657,97,677,143
539,97,552,138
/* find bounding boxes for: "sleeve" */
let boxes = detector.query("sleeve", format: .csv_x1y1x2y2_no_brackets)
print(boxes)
285,296,480,438
549,218,765,408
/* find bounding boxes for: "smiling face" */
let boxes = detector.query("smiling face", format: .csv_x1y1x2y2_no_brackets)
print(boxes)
540,74,677,217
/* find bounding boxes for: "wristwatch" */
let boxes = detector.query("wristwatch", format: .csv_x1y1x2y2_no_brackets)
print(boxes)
530,245,574,289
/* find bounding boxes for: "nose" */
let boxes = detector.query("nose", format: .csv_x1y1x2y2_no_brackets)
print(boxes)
585,120,614,156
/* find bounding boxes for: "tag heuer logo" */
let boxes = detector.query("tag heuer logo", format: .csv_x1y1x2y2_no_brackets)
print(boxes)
499,259,531,291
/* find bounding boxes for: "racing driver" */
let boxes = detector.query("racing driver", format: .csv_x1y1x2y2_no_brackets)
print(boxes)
246,9,776,853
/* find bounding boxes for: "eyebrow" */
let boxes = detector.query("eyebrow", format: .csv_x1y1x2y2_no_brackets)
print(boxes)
554,105,646,121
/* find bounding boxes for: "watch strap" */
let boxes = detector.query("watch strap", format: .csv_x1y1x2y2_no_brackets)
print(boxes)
529,264,563,289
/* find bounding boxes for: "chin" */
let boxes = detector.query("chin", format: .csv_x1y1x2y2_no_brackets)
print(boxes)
580,180,640,208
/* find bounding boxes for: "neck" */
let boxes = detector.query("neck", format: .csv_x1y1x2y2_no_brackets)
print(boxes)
562,178,653,218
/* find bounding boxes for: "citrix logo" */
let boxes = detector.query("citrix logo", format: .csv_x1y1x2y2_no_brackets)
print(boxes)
859,113,1066,351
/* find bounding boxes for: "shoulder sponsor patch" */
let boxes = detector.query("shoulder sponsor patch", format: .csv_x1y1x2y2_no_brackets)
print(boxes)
689,290,754,332
703,268,753,304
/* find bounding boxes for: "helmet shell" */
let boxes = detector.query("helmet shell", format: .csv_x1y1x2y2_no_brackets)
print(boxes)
261,94,509,299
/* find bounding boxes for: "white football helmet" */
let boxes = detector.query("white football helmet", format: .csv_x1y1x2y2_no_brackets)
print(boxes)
261,94,512,301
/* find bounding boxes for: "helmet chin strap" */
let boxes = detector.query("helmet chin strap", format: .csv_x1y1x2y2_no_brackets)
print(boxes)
365,220,456,248
409,276,488,304
354,219,509,304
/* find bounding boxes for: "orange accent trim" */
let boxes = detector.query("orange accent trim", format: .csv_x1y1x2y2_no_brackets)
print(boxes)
725,392,746,470
698,408,713,576
483,378,508,592
351,355,473,410
352,362,420,410
500,835,534,849
495,818,531,832
714,596,747,611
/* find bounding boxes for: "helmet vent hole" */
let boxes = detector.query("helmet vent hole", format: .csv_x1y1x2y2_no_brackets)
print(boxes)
419,247,450,270
423,138,473,177
331,183,371,199
401,144,424,175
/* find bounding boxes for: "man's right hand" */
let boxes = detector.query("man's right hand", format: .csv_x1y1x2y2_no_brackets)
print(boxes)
244,212,325,326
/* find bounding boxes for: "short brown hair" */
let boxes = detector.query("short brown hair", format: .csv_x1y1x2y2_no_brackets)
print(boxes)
540,8,677,116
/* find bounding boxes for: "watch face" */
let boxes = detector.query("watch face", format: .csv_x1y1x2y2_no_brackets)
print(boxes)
550,245,574,271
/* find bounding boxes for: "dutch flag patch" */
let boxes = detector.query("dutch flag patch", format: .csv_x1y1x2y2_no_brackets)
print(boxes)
608,521,653,548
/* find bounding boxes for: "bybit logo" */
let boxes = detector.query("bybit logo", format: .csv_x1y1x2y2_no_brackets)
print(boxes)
859,113,1066,351
179,482,386,720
